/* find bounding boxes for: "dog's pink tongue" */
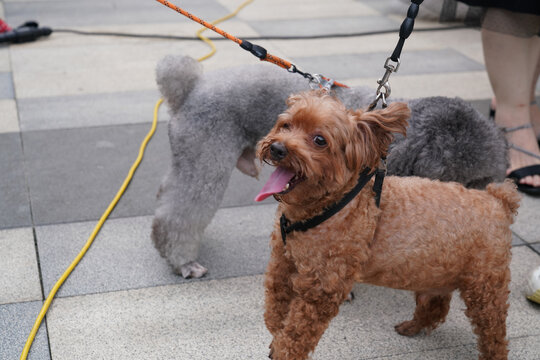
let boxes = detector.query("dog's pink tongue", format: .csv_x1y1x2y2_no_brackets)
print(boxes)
255,166,295,202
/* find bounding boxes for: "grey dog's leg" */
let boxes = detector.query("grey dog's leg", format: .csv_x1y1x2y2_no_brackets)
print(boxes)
152,167,211,278
152,118,248,278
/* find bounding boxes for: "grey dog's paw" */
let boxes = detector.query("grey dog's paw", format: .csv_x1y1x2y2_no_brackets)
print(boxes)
180,261,208,279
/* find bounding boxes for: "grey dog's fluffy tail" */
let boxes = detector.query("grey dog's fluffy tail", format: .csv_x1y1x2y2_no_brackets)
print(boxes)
156,55,202,113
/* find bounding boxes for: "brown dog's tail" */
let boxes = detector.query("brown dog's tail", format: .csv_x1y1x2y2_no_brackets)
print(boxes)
486,180,521,222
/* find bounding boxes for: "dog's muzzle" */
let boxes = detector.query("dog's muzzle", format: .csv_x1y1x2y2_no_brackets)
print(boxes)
270,142,288,161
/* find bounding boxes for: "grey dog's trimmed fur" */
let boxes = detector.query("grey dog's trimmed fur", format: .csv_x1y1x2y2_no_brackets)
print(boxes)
152,55,507,278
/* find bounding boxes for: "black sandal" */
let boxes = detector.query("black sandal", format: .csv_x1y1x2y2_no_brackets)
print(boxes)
489,106,496,121
502,124,540,196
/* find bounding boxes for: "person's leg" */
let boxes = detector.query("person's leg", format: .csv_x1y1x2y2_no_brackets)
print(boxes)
482,19,540,188
530,52,540,138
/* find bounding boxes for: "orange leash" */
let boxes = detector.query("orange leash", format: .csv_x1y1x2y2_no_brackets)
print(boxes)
155,0,348,88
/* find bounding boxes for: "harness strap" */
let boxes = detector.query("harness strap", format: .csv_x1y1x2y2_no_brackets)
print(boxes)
280,167,384,245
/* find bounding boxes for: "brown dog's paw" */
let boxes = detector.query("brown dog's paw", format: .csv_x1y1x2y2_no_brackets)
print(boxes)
268,341,274,359
394,320,422,336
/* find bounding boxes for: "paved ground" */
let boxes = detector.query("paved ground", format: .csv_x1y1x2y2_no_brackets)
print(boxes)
1,0,540,359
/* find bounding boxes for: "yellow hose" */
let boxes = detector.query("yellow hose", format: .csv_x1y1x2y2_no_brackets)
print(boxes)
20,98,162,359
196,0,254,61
21,1,254,358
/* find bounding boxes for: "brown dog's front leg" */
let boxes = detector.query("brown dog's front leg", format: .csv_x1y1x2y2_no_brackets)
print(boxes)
270,295,341,360
269,268,353,360
264,239,297,343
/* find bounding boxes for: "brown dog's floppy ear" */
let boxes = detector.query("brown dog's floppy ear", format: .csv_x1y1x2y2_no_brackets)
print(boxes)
352,102,410,169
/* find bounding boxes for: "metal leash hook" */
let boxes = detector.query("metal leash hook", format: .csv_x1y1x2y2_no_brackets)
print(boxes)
367,0,422,111
368,57,399,110
288,64,338,92
309,74,335,91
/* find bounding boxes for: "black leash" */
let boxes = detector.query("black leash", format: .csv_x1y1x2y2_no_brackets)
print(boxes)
368,0,423,110
278,1,424,245
280,167,380,245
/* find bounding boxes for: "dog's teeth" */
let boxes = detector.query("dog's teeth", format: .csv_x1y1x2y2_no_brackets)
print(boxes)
284,183,290,190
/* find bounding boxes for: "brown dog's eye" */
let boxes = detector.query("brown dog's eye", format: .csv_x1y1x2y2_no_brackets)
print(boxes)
282,123,290,130
313,135,327,147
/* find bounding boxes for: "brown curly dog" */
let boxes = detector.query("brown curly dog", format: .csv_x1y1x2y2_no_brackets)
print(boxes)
255,91,520,360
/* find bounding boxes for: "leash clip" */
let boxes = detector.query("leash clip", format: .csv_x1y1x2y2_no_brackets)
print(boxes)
376,57,400,99
368,57,400,111
309,74,334,91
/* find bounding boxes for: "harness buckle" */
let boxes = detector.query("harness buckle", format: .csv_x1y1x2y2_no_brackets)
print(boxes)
378,157,387,174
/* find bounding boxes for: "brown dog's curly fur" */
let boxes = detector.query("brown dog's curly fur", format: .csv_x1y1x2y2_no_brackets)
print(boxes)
257,91,520,360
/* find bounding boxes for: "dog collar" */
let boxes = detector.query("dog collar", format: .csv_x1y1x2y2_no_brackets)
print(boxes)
280,163,385,245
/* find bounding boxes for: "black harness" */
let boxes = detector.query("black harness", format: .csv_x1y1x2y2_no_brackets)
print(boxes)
279,162,386,245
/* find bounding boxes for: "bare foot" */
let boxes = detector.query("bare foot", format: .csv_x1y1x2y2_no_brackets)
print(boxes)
493,101,540,189
530,100,540,139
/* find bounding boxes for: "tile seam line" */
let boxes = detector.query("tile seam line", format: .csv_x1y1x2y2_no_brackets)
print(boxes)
9,44,54,359
0,298,45,307
26,206,536,232
20,118,167,135
28,202,275,228
44,273,265,301
524,242,540,256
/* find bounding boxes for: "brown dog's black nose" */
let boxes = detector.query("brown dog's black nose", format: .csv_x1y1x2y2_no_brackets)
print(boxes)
270,142,287,161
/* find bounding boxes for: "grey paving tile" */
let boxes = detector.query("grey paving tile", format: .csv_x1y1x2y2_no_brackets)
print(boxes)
468,98,491,117
18,90,163,131
229,0,378,21
368,335,540,359
22,123,170,225
512,194,540,244
0,99,20,134
0,71,14,99
9,41,202,99
0,47,10,72
44,247,540,360
508,336,540,360
0,227,42,305
506,247,540,337
292,48,484,81
22,121,276,225
0,301,51,360
248,15,399,38
0,132,32,229
37,203,276,297
5,0,229,28
46,275,269,359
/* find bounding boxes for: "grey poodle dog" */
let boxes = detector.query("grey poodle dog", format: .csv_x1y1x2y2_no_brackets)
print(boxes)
152,55,507,278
